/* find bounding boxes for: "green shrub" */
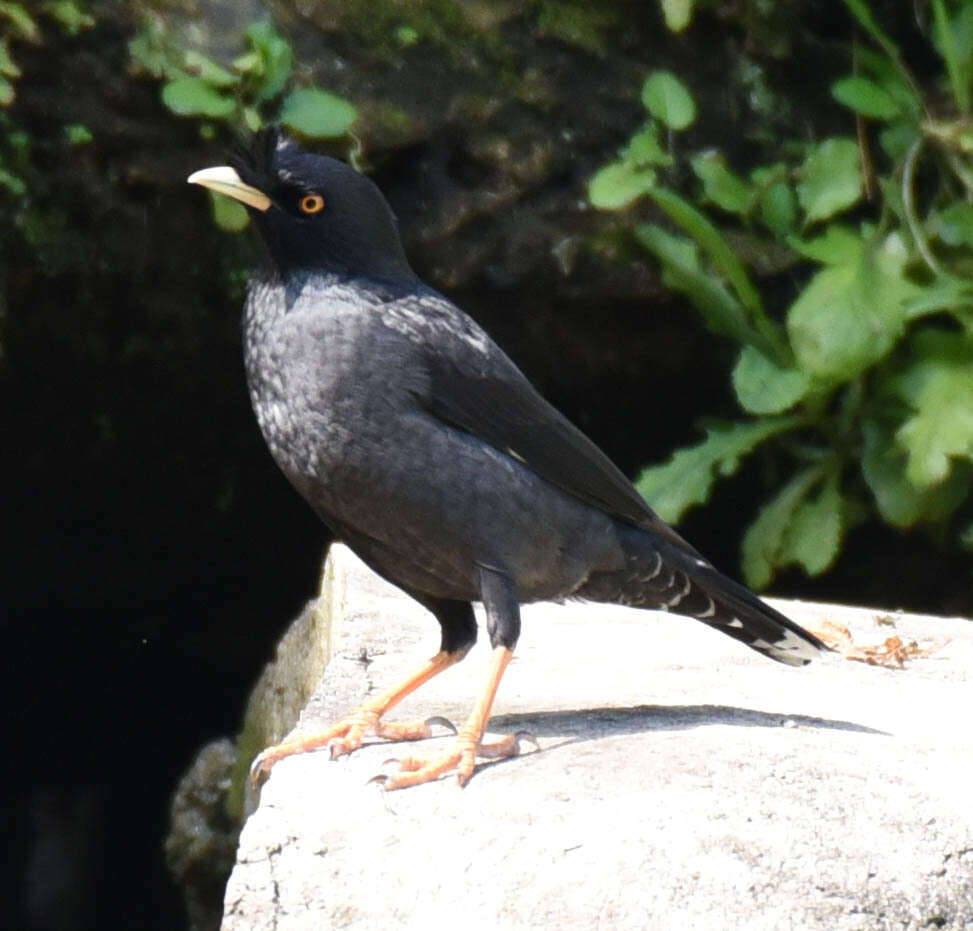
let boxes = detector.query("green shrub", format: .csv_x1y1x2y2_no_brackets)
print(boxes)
591,0,973,588
129,16,358,232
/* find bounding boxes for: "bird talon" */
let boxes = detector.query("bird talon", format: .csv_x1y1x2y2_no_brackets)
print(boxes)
248,752,270,788
425,715,457,735
513,729,540,752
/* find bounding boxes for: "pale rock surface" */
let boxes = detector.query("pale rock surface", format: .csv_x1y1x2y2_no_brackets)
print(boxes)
223,545,973,930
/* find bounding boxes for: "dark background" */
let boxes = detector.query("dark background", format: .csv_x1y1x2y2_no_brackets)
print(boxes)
2,2,968,928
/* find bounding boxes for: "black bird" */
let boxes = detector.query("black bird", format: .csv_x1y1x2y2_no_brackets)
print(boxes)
189,131,826,790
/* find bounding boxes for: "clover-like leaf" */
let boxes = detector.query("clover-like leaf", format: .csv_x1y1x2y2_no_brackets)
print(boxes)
279,88,357,138
588,161,656,209
641,71,696,130
161,77,236,118
831,76,900,119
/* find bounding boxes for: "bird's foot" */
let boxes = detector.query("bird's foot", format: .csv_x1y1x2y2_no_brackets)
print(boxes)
249,711,456,786
372,727,538,790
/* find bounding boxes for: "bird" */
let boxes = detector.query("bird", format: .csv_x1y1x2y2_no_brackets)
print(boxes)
188,129,827,790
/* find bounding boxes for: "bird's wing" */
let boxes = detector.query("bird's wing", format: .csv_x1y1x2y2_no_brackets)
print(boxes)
406,298,699,555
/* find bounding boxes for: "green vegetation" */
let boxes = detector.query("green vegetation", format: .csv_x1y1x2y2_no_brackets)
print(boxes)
0,1,93,105
591,0,973,588
129,16,358,231
0,1,94,207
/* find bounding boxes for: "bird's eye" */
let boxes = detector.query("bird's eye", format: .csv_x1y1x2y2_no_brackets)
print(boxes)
298,193,325,215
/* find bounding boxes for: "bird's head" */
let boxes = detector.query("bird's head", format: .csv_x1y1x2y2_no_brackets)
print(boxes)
189,129,414,282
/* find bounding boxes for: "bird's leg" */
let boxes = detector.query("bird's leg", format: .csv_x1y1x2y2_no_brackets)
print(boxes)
249,649,462,785
378,645,524,789
250,596,478,785
376,567,536,790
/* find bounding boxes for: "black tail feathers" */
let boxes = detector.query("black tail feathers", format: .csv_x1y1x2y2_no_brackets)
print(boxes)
578,527,827,666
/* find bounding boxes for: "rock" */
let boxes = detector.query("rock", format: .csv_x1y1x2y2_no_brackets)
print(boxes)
166,571,337,929
222,545,973,929
165,740,239,931
233,566,338,822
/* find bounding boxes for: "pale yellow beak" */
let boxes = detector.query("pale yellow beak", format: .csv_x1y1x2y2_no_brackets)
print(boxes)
187,166,272,212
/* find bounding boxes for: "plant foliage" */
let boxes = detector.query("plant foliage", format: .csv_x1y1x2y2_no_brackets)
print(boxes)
591,0,973,588
129,15,358,232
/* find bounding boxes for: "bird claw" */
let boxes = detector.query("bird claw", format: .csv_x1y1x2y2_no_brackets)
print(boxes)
367,727,538,789
249,750,272,787
475,728,540,760
366,757,407,789
514,729,539,751
424,715,457,735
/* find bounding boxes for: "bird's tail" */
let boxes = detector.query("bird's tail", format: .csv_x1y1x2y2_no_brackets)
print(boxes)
577,524,826,666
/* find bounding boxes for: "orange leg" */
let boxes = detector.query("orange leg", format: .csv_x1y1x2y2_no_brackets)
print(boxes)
376,645,535,790
249,650,461,785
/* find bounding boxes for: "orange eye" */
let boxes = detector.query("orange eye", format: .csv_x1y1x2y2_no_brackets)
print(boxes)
298,193,325,215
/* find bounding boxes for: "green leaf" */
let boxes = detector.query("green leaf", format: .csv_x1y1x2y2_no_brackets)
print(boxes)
741,466,822,589
588,161,656,209
660,0,693,32
936,203,973,248
635,223,761,351
643,185,765,319
279,87,357,138
877,120,920,161
779,472,843,577
796,137,862,224
894,331,973,486
161,77,236,118
0,74,14,106
0,38,20,77
210,190,250,233
690,151,753,216
44,1,95,36
841,0,903,62
862,417,970,526
641,71,696,130
931,0,970,114
885,125,925,169
0,2,39,41
64,123,92,145
904,275,973,321
732,345,810,414
0,164,26,195
246,20,293,101
184,51,239,89
831,75,900,119
786,233,913,380
242,105,263,133
231,50,262,75
635,417,799,524
394,24,419,47
127,26,170,80
751,166,797,236
854,47,923,119
788,225,862,265
622,123,673,168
